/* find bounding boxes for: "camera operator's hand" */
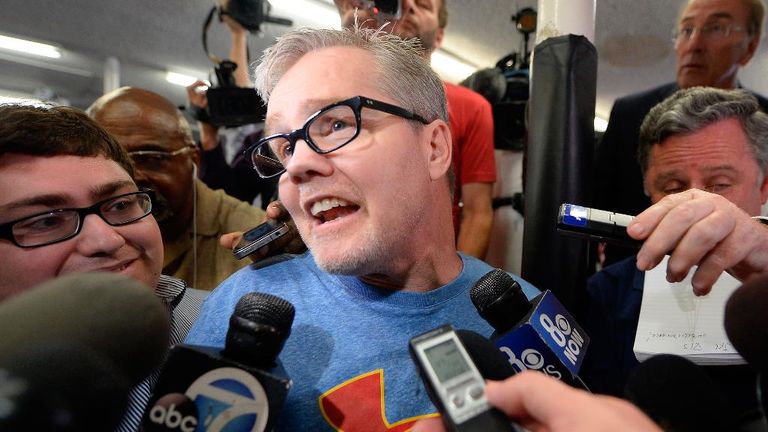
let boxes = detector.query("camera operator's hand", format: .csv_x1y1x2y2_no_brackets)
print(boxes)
220,200,306,263
186,80,209,110
218,0,251,87
219,6,247,37
186,80,220,151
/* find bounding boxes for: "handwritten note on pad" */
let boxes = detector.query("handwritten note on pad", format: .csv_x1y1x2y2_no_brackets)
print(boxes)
633,255,744,365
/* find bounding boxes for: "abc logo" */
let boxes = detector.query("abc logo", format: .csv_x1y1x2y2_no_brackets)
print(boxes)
145,393,198,432
144,368,269,432
185,367,269,432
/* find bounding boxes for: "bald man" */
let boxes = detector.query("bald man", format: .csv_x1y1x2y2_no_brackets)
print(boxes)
88,87,266,290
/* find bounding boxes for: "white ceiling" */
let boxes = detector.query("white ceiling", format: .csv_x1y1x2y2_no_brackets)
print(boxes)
1,0,766,120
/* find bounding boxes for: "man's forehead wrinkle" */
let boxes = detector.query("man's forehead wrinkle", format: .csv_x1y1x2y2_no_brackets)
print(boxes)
265,97,355,134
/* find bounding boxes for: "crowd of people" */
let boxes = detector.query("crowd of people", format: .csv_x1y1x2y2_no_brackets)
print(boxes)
2,0,768,431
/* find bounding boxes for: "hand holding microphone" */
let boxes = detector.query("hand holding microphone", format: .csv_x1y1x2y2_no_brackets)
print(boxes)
628,189,768,295
412,371,662,432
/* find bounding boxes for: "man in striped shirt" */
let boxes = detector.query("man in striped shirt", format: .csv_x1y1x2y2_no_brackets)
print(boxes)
0,103,207,431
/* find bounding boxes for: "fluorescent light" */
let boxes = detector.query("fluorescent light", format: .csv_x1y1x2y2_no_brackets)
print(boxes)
268,0,341,29
0,96,36,104
165,71,199,87
431,49,478,84
0,88,38,105
594,116,608,132
0,34,60,58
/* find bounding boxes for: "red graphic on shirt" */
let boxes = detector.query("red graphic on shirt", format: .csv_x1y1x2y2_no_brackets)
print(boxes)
319,369,438,431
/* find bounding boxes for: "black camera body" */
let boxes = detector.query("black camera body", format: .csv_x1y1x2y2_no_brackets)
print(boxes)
189,58,266,128
205,87,266,127
204,60,266,127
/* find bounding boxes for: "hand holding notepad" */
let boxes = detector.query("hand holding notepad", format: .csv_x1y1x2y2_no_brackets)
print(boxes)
633,255,744,365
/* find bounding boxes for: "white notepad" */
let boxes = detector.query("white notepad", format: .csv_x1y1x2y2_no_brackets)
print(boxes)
633,255,744,365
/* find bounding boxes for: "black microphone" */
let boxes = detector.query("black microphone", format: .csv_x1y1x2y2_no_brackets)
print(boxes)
0,343,132,431
470,269,590,389
624,354,739,432
455,329,517,381
142,292,294,432
0,271,170,383
0,272,171,431
725,274,768,428
724,274,768,369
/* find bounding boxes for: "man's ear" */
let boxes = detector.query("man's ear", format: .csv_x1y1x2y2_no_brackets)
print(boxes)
759,172,768,205
426,120,452,181
433,27,445,51
739,35,760,65
189,145,201,168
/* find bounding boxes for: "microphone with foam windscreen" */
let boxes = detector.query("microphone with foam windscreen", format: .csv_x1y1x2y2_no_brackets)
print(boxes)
0,343,132,431
142,292,294,432
0,272,171,431
624,354,739,432
470,269,590,389
455,329,517,381
725,274,768,428
724,274,768,369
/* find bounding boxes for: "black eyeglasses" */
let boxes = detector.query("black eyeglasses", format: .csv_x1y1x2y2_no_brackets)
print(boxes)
0,190,154,248
246,95,430,178
128,145,196,171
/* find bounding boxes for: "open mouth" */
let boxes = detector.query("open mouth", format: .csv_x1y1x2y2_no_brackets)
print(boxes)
310,197,360,223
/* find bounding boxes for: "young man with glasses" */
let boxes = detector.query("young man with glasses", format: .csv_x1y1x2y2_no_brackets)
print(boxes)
87,87,268,290
186,27,539,430
0,103,206,432
594,0,768,267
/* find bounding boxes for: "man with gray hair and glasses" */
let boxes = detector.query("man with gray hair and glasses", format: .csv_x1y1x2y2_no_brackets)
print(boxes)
583,87,768,426
186,26,539,431
595,0,768,267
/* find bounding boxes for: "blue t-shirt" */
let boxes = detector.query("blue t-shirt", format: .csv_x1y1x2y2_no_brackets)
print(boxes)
186,252,539,431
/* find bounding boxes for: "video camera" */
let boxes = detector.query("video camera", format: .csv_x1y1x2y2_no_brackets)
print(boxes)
202,61,266,128
194,0,292,127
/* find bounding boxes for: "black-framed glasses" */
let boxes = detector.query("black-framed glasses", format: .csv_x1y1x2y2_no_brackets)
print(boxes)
128,145,196,171
0,190,154,248
673,23,745,43
246,95,431,178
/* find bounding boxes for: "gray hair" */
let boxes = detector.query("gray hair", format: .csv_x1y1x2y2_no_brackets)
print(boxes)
253,26,447,124
638,87,768,177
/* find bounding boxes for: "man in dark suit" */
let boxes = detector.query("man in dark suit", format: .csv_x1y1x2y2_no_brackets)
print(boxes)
583,87,768,429
594,0,768,266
